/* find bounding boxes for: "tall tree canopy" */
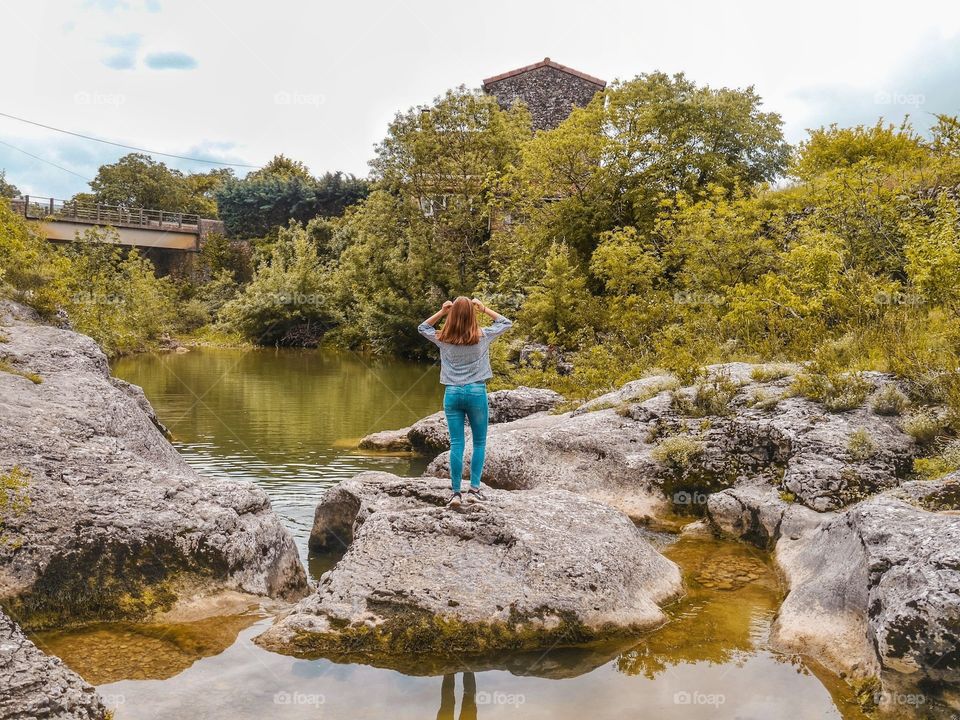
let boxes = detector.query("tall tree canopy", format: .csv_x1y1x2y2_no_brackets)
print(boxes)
214,156,369,239
80,153,232,217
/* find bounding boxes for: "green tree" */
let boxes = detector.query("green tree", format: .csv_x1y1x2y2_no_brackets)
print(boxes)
57,228,178,355
0,198,67,313
329,190,455,356
498,72,790,268
371,87,531,289
215,158,369,239
791,121,927,180
930,115,960,159
246,154,312,180
0,170,19,198
904,195,960,306
519,242,593,348
87,153,189,209
83,153,232,217
220,223,335,345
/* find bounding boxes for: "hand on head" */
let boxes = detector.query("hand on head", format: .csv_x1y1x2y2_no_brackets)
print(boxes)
471,298,485,312
441,300,454,312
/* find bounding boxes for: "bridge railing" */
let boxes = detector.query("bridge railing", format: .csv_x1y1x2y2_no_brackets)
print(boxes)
12,195,201,232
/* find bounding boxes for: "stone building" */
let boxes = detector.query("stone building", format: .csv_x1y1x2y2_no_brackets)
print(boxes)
482,57,606,131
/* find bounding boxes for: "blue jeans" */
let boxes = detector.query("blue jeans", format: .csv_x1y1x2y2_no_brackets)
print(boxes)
443,382,488,493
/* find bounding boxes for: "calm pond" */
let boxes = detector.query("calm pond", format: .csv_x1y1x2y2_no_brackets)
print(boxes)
31,347,869,719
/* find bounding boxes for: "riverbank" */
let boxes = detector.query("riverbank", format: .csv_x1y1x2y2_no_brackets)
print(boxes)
0,300,310,718
3,310,956,719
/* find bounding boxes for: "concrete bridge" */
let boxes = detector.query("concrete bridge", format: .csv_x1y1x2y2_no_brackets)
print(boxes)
11,195,223,252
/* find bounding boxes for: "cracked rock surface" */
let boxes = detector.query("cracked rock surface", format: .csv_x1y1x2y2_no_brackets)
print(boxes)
257,472,681,660
0,608,107,719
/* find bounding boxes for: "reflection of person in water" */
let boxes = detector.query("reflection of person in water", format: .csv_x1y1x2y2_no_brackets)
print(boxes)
436,672,477,720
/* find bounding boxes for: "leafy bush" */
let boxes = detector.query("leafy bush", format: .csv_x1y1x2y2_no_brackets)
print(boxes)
220,223,336,345
913,440,960,480
651,435,705,469
0,465,30,544
56,230,178,355
0,202,178,355
746,388,780,410
750,364,794,383
671,372,740,417
0,359,42,384
215,167,369,239
0,198,68,314
871,384,910,416
792,371,872,412
847,428,877,461
902,408,945,445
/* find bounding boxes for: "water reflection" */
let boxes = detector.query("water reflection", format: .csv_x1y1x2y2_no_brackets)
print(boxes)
436,673,476,720
111,347,442,557
31,611,263,684
32,534,871,720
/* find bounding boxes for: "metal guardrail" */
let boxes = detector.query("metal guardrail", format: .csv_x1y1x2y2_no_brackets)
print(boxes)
11,195,200,232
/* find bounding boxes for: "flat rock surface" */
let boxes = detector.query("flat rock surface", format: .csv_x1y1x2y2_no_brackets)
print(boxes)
0,609,106,719
0,302,307,628
257,472,682,661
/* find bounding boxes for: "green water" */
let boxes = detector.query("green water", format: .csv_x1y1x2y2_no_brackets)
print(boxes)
109,347,444,562
29,347,872,720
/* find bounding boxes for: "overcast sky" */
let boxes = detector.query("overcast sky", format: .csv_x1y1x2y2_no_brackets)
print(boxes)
2,0,959,199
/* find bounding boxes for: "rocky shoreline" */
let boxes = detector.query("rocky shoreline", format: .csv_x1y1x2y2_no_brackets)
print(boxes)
267,361,958,714
3,300,958,717
0,301,308,717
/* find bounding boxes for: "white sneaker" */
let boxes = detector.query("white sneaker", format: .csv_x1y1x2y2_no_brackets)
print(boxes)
446,492,462,508
465,488,486,503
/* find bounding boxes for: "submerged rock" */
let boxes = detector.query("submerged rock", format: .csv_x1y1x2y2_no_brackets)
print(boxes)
0,609,107,719
359,386,563,453
357,428,411,452
257,472,682,661
0,302,308,629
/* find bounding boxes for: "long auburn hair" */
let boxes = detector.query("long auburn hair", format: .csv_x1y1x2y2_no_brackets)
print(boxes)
436,296,482,345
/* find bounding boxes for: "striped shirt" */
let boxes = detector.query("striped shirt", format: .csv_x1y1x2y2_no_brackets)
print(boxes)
418,316,513,386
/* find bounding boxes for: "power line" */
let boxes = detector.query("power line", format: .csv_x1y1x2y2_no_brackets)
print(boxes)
0,138,91,181
0,110,261,168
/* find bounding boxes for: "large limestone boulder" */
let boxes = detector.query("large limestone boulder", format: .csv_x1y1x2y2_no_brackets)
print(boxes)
359,386,563,453
770,496,960,689
706,480,960,704
0,303,308,629
426,364,918,516
0,609,107,719
706,484,830,549
257,472,682,662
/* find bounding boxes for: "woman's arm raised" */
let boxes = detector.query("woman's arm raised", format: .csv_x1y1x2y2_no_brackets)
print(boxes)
418,301,453,346
424,300,453,327
472,298,513,338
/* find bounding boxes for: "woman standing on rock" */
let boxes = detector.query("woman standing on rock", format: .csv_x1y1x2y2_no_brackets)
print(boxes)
419,297,513,507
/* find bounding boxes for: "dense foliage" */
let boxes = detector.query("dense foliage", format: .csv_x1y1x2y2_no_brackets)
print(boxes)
6,72,960,437
0,199,179,355
0,170,19,198
76,153,233,218
214,155,369,239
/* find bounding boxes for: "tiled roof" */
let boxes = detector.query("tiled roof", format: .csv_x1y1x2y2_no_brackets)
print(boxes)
482,57,606,88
